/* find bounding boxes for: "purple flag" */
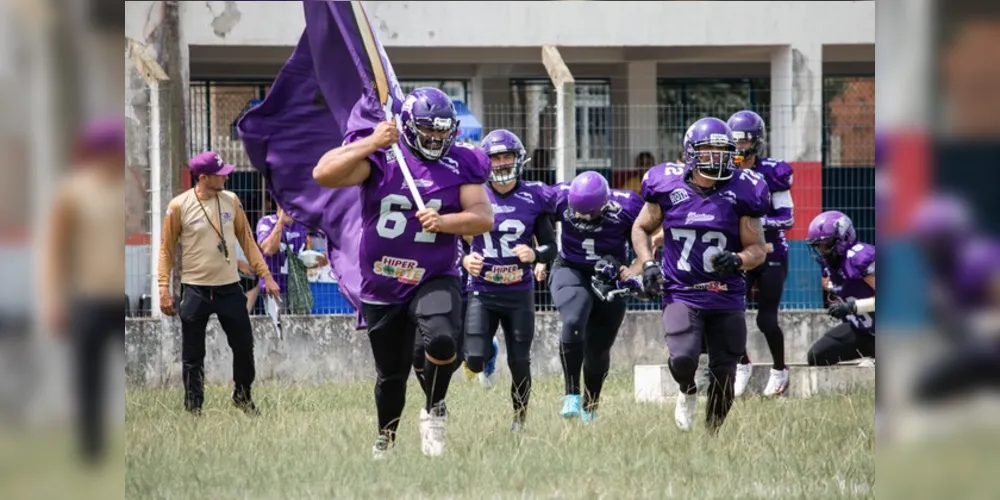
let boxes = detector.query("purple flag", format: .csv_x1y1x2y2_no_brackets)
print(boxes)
237,1,405,326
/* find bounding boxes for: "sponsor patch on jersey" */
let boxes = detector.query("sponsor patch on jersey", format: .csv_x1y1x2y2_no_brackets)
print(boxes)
693,281,729,293
484,264,524,285
373,256,426,285
492,204,517,214
669,188,689,205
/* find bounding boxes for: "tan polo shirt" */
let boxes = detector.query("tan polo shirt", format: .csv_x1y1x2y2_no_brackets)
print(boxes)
158,188,271,287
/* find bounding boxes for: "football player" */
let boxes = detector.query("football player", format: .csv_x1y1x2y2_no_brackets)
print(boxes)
313,87,493,458
727,110,795,397
462,129,557,431
632,117,770,432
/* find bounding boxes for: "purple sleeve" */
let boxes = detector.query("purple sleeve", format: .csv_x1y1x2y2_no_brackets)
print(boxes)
538,183,558,214
256,216,276,246
734,171,771,218
763,160,794,229
456,144,491,185
640,165,668,206
850,244,876,278
620,190,644,227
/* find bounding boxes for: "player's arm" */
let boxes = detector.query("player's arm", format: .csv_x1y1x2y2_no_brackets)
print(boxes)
312,121,397,188
440,183,495,236
233,195,274,282
737,216,767,270
764,190,794,229
257,216,284,256
854,274,876,313
651,227,664,249
632,202,664,265
530,213,558,264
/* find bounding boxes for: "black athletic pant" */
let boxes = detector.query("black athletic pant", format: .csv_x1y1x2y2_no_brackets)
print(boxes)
363,276,462,440
739,258,787,369
178,282,256,411
806,323,875,365
71,298,122,463
549,261,627,412
913,339,1000,403
465,289,535,421
662,302,747,431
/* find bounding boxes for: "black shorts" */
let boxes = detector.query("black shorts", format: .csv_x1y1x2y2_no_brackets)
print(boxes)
465,289,535,359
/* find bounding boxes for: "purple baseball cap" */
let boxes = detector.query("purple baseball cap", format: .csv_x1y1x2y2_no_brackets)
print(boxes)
189,151,235,177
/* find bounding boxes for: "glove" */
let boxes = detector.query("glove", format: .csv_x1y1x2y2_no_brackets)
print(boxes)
641,260,663,296
827,297,857,320
711,250,743,278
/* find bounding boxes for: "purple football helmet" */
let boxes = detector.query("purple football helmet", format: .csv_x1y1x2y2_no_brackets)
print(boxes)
480,129,527,183
727,110,766,161
910,194,973,244
567,171,610,231
807,211,858,262
684,117,737,181
399,87,459,161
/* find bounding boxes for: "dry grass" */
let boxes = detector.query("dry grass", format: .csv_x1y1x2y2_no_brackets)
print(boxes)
126,372,874,499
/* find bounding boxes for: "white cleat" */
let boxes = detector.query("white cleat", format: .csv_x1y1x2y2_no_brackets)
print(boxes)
762,368,790,396
475,372,493,389
674,393,697,432
419,403,448,457
734,363,753,397
857,357,875,368
371,435,394,460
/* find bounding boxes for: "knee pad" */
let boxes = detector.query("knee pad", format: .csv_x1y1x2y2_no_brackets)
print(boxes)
465,356,485,373
425,334,456,363
669,355,699,376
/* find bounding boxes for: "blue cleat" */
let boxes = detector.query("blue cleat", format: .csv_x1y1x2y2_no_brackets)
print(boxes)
484,337,500,378
560,394,582,419
581,409,597,425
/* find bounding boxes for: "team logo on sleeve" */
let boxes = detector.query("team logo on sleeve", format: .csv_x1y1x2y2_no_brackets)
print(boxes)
373,256,426,285
720,190,738,204
669,188,689,205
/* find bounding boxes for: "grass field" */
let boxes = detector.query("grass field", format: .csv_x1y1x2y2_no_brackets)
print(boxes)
126,372,875,499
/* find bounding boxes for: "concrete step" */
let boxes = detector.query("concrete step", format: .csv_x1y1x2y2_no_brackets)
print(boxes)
634,359,875,402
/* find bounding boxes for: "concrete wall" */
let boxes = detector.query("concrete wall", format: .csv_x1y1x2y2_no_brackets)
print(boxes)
125,1,874,49
125,311,838,387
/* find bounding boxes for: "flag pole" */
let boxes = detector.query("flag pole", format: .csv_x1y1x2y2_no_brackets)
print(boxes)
351,1,425,211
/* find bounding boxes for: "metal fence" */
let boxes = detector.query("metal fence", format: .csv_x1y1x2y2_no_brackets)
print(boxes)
126,77,874,316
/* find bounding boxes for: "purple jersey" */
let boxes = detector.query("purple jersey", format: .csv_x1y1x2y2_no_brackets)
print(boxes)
255,215,310,293
468,181,556,293
642,164,771,310
553,183,643,269
821,242,876,335
347,134,491,305
750,157,794,261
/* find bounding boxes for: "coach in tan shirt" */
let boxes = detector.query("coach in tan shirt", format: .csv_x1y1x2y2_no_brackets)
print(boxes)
158,151,278,416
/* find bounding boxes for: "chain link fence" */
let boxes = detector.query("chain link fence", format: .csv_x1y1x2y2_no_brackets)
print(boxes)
125,76,873,316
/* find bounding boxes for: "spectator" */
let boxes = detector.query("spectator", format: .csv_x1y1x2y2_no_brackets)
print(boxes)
621,151,656,193
256,205,328,314
157,151,279,417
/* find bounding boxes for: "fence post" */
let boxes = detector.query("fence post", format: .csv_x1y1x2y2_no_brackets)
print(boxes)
542,45,576,185
128,38,170,317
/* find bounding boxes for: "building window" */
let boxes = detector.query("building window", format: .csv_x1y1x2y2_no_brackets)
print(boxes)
656,78,770,164
508,79,612,171
398,80,468,105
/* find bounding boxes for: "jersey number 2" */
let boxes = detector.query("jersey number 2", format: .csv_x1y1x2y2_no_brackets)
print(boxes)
376,194,443,243
482,220,526,258
671,228,727,273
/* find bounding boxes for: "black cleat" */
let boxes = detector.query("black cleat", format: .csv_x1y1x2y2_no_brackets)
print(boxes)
232,390,261,417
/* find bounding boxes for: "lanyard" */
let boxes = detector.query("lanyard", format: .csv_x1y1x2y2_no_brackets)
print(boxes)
196,192,230,263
